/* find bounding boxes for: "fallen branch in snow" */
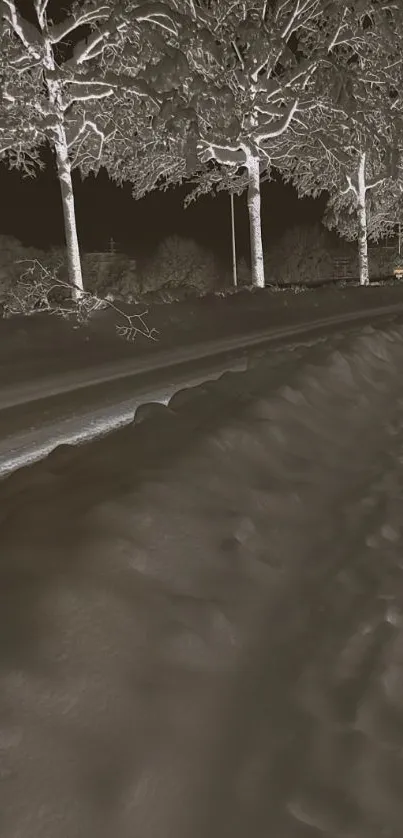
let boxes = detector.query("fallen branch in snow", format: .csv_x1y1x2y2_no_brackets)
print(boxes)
3,259,159,342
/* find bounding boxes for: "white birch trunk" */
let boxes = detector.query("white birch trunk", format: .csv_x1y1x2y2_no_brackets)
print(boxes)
357,152,370,286
245,151,265,288
43,39,84,300
230,192,238,288
53,127,84,301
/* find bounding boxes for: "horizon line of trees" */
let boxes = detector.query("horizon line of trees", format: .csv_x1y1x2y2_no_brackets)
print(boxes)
1,0,403,295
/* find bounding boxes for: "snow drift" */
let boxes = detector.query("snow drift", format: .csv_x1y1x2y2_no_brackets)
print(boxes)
1,322,403,836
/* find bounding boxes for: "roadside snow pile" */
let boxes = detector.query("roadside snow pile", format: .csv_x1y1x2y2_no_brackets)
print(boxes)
1,323,403,837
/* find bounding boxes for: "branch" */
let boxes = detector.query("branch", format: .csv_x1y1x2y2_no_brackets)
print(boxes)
341,174,358,199
63,83,114,109
69,118,108,169
99,71,162,106
69,2,181,66
2,0,43,59
366,177,386,192
8,260,159,342
326,7,348,51
58,69,160,107
48,5,110,45
34,0,50,27
253,99,299,142
130,5,180,36
198,141,246,167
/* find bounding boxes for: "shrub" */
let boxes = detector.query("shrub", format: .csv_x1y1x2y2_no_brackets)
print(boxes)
141,235,220,296
264,224,335,286
222,256,251,289
368,245,396,279
41,249,142,302
236,256,251,286
82,252,141,301
2,258,158,341
0,234,45,307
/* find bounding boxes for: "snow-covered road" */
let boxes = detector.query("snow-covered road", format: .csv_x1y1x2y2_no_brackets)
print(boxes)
1,307,403,479
1,321,403,836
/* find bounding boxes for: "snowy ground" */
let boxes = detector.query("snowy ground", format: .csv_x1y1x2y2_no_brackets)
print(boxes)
1,322,403,836
3,280,403,389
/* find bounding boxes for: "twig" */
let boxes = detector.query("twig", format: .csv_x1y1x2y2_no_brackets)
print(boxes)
4,259,159,342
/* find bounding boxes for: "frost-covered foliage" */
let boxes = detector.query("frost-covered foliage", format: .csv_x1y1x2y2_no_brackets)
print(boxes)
141,235,220,296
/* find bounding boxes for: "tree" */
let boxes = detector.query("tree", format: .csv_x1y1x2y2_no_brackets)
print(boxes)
85,0,317,287
92,0,401,289
0,0,185,299
276,11,403,285
324,148,403,283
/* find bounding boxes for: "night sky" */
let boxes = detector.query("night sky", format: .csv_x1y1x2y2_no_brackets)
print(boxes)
0,156,326,265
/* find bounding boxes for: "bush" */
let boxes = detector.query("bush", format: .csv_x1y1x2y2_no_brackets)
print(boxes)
221,256,251,289
82,252,141,301
0,234,45,307
0,238,144,313
368,245,396,279
1,258,158,341
141,235,220,296
236,256,251,286
264,224,335,286
38,249,142,302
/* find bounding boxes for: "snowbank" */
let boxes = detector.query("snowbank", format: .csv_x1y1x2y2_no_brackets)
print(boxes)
1,323,403,836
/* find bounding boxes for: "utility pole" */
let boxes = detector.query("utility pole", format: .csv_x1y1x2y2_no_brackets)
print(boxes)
230,192,238,288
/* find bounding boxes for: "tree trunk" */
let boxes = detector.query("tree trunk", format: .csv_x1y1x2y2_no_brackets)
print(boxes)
245,152,265,288
230,192,238,288
54,126,84,301
357,152,369,286
42,37,84,302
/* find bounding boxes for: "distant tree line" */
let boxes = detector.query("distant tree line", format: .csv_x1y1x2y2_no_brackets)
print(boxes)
1,0,403,296
1,223,397,320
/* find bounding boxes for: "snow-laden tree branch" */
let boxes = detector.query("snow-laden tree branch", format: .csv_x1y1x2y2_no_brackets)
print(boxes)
1,0,42,59
47,6,111,45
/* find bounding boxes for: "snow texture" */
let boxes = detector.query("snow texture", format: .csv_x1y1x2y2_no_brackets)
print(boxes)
1,322,403,835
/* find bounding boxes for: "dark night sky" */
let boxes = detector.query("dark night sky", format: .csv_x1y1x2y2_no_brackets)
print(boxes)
0,158,326,265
